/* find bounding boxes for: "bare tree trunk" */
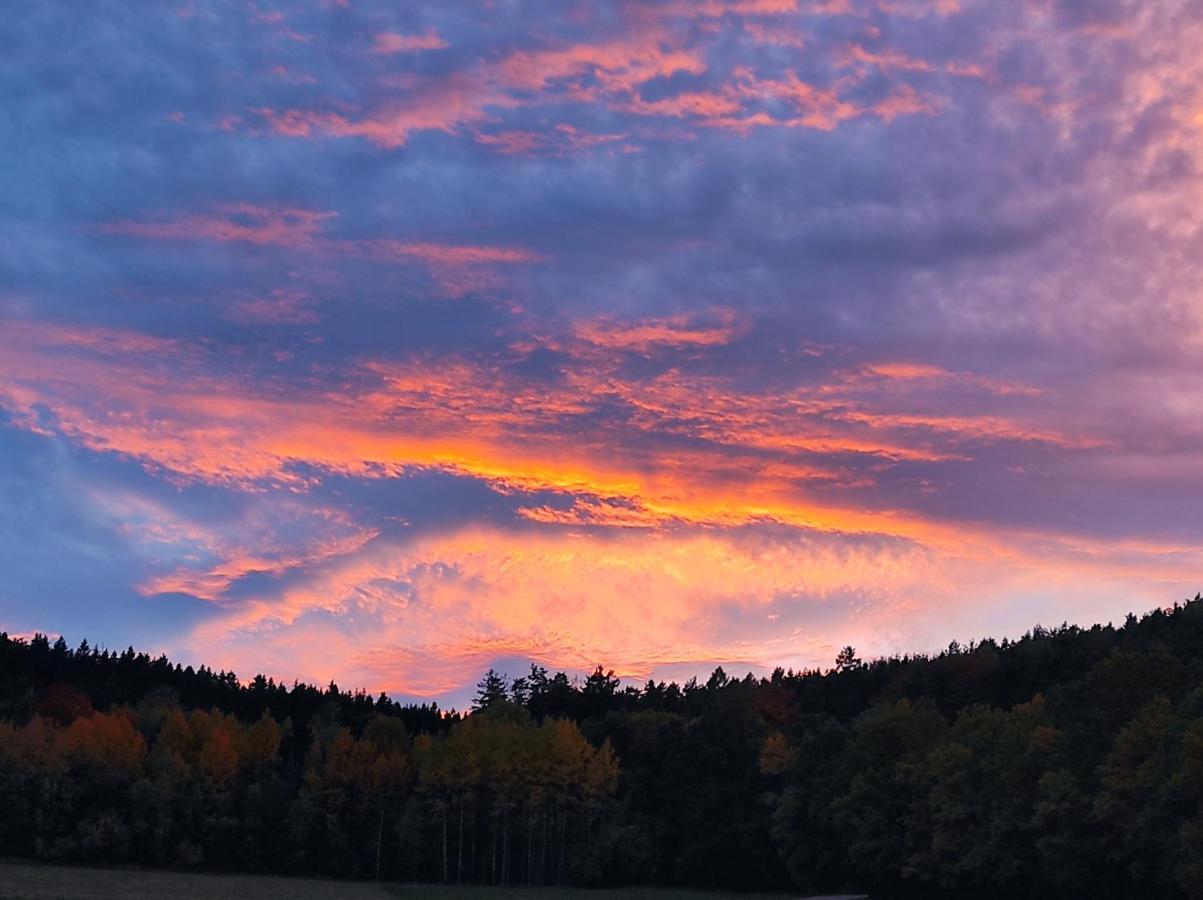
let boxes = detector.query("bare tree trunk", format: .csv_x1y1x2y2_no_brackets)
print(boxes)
411,812,418,884
502,807,510,886
441,804,448,883
375,806,384,881
559,803,566,884
457,801,464,883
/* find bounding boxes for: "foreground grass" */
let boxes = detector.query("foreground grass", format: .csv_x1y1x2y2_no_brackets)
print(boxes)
0,861,800,900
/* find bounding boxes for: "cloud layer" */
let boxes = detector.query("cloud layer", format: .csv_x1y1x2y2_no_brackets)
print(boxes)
2,0,1201,704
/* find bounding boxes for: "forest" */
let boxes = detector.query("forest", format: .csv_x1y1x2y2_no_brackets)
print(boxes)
2,596,1203,898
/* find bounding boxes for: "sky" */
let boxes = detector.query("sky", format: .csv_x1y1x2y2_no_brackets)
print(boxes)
2,0,1202,705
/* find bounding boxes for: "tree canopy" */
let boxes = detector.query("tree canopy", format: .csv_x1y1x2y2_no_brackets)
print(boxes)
2,595,1203,896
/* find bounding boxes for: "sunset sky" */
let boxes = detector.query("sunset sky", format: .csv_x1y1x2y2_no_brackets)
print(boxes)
3,0,1201,704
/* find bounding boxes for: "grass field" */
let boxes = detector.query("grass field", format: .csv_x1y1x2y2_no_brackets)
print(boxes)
0,862,816,900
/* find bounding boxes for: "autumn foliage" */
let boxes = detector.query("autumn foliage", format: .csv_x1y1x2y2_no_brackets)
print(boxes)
0,663,618,884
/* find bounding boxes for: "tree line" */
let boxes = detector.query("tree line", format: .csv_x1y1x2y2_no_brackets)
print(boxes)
2,595,1203,897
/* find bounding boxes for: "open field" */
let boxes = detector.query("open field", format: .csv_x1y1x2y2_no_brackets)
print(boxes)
0,862,819,900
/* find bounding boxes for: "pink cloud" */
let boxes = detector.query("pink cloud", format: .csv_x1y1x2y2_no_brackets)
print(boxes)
840,43,936,72
474,124,630,157
727,69,865,130
573,311,747,351
660,0,802,16
871,83,941,120
225,290,319,326
250,12,944,151
257,70,517,148
945,59,992,80
100,204,334,246
268,65,317,85
351,240,541,265
371,29,447,54
99,206,540,293
474,129,545,155
249,7,309,42
496,33,708,96
743,21,807,48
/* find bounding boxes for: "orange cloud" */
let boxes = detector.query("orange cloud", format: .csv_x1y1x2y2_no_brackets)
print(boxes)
2,319,1189,699
175,520,1197,698
856,361,1043,396
573,311,746,351
182,524,956,695
516,497,676,529
863,361,951,379
0,316,1092,560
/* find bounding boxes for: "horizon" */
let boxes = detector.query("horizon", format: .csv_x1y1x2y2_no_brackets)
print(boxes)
5,596,1197,711
6,591,1199,700
3,0,1202,710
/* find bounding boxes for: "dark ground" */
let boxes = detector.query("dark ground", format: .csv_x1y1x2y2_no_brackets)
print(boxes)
0,861,813,900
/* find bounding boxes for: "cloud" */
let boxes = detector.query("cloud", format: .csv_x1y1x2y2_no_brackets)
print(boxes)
177,520,1197,700
371,30,448,55
97,205,541,297
0,313,1184,552
255,70,519,148
572,311,747,350
224,290,320,326
5,0,1203,702
175,523,967,695
100,206,335,246
249,6,946,151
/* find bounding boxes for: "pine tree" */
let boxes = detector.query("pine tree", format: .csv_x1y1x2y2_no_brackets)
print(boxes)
473,669,509,712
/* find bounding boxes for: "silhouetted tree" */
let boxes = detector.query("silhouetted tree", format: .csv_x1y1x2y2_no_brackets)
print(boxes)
3,595,1203,895
835,645,862,672
473,670,509,713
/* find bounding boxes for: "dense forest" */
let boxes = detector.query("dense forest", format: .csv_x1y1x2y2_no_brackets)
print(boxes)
3,597,1203,897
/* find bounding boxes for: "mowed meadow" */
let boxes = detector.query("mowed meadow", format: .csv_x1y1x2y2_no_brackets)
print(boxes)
0,861,805,900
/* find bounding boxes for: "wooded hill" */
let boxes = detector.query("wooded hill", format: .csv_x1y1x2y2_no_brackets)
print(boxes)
2,595,1203,898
